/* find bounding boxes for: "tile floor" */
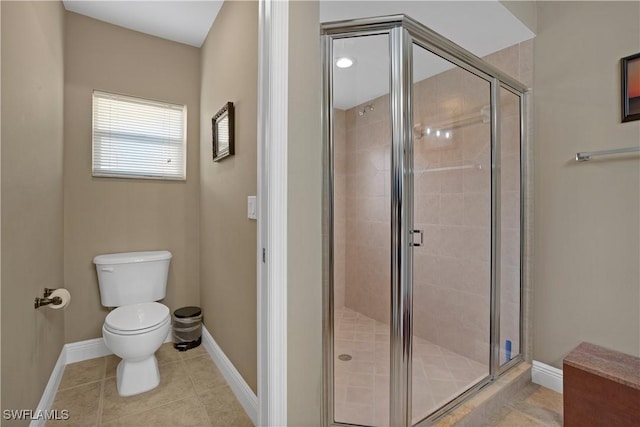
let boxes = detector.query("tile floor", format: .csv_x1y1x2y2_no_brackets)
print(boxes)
483,383,563,427
45,326,563,427
46,343,253,426
334,307,487,426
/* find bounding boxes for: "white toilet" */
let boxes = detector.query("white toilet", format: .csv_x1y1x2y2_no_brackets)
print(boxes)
94,250,172,397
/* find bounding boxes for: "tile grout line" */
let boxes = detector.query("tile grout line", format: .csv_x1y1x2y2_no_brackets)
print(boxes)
506,385,563,427
103,396,194,424
509,406,553,427
103,396,203,426
100,358,190,424
96,379,106,426
55,378,105,393
181,352,215,427
96,356,108,426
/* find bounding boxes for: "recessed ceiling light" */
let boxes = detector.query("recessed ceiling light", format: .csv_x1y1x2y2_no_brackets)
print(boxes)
335,57,354,68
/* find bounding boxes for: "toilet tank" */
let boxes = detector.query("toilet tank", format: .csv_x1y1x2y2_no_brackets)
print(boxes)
93,251,172,307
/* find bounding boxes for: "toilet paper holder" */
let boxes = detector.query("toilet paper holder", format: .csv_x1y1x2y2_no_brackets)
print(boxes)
34,288,62,309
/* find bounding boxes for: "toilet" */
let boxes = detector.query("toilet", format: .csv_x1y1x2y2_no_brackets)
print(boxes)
94,250,172,397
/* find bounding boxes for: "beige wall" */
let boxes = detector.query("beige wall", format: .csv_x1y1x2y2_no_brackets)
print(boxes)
1,1,65,421
63,12,201,342
533,1,640,368
199,1,258,393
288,1,323,424
501,1,537,34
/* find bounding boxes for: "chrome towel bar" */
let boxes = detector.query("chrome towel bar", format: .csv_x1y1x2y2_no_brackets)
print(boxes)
417,163,482,173
575,146,640,162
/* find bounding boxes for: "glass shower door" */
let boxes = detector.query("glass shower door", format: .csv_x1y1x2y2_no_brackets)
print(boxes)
499,88,522,367
410,43,492,423
331,33,392,427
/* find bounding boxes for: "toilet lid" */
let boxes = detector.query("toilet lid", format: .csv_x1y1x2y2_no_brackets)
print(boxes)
105,302,169,332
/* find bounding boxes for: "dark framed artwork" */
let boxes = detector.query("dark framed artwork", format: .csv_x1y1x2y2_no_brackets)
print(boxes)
212,101,235,161
622,53,640,122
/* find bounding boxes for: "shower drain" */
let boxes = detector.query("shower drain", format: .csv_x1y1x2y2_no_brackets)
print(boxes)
338,354,352,361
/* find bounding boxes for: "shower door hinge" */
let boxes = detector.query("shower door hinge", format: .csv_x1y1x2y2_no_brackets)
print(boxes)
262,248,266,263
410,229,424,247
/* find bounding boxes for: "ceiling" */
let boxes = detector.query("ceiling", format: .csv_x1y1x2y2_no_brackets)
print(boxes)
62,1,534,109
321,1,535,109
63,1,223,47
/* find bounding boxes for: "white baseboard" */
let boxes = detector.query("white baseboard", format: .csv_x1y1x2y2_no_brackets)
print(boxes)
201,325,258,425
532,360,563,394
64,337,110,364
65,331,172,364
29,349,67,427
32,328,256,426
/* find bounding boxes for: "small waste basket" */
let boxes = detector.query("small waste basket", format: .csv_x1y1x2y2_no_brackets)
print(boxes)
173,306,202,351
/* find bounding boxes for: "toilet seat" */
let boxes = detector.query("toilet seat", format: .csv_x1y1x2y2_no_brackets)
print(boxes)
104,316,170,336
104,302,170,335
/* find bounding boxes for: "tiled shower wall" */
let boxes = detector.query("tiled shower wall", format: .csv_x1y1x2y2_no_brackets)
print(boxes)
334,41,532,365
334,109,347,308
343,95,392,323
411,59,493,366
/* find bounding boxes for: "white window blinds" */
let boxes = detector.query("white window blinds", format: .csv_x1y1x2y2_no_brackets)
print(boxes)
92,91,186,180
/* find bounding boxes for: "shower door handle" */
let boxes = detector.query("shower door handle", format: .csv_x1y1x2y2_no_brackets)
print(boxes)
411,229,424,247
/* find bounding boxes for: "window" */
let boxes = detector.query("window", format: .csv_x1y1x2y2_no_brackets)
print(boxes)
92,91,186,180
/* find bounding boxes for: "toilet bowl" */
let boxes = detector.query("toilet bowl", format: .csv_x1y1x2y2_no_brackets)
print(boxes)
102,302,171,396
94,250,173,396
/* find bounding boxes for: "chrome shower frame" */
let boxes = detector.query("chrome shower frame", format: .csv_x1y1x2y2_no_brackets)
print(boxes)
322,15,529,427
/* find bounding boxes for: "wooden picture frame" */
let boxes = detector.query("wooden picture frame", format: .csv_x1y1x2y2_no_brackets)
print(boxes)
622,53,640,122
212,102,235,161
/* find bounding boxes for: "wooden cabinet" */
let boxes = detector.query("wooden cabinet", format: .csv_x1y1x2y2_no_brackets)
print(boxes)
563,342,640,427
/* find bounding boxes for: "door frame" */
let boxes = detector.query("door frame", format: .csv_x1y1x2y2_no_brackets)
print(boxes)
257,0,289,425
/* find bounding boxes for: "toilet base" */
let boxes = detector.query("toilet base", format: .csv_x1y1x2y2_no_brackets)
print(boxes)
116,355,160,397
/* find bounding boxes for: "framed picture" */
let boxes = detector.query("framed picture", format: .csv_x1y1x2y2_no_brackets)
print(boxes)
622,53,640,122
212,102,235,161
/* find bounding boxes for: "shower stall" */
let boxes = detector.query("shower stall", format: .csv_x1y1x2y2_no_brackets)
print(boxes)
322,15,527,427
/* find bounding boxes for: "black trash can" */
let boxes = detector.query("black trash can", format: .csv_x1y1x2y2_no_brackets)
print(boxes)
173,306,202,351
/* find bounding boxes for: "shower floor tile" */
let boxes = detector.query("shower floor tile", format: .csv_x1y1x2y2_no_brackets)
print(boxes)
334,306,487,426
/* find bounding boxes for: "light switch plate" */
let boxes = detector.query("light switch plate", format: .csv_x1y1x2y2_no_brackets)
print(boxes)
247,196,257,220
